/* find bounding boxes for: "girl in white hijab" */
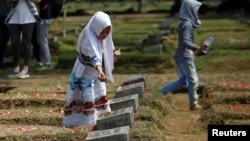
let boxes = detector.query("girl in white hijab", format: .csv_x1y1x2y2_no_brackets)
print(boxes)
63,11,115,127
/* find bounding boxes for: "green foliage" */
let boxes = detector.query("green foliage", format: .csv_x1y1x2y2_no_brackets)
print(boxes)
56,51,77,69
114,52,174,74
48,6,250,75
53,16,250,74
63,1,173,14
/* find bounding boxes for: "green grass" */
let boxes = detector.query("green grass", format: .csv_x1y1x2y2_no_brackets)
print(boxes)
43,13,250,74
1,10,250,76
1,2,250,140
63,1,174,14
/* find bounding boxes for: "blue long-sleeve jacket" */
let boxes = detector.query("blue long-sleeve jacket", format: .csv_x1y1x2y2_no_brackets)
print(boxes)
175,20,197,58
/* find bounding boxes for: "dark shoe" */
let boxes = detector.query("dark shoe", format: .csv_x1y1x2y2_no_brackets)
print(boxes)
8,71,19,78
190,104,202,111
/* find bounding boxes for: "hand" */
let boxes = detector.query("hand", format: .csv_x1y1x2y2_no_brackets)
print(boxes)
113,54,119,63
98,72,107,82
113,49,121,63
195,44,208,51
96,65,107,82
114,49,121,56
195,46,202,51
201,44,208,50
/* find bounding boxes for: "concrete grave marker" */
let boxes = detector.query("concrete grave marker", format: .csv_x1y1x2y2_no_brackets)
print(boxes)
143,44,163,54
110,94,139,113
122,74,147,88
115,82,144,98
141,33,163,47
86,126,130,141
96,107,134,130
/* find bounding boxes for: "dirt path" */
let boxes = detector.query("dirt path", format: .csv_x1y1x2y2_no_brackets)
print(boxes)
163,94,207,141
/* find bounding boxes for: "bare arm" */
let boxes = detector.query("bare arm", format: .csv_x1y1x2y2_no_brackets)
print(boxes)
96,65,107,82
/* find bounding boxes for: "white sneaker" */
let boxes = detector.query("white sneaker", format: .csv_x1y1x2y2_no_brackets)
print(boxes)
16,72,30,79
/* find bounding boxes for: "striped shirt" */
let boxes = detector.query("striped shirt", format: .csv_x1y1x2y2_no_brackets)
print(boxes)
174,20,197,58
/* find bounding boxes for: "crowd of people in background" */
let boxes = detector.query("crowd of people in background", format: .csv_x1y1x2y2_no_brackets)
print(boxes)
0,0,62,79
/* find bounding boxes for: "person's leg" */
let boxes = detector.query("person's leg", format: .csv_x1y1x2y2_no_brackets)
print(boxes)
0,18,9,67
94,80,111,114
16,23,35,78
180,57,200,110
0,19,4,64
32,23,42,65
8,24,21,74
37,19,52,66
63,74,97,127
159,58,187,95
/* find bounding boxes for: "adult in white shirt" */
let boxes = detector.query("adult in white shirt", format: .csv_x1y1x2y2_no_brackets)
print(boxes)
5,0,41,79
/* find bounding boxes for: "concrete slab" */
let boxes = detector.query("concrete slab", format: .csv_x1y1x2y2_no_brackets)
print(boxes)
109,94,139,113
96,107,134,130
122,74,147,88
115,82,144,98
86,126,130,141
143,44,163,54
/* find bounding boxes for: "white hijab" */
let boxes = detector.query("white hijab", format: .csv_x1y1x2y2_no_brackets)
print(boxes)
76,11,115,83
179,0,202,27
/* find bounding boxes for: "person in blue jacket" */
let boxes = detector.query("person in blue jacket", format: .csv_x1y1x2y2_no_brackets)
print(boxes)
158,0,208,111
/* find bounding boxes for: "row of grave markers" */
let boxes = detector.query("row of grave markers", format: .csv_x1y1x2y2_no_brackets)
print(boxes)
141,16,175,54
85,74,147,141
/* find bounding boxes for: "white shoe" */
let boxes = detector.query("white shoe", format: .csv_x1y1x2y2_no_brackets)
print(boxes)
16,72,30,79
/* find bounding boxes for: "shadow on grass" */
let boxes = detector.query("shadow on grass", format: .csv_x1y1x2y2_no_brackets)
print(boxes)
0,86,16,94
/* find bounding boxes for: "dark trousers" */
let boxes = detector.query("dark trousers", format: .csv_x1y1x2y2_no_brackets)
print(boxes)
0,17,9,63
32,23,41,63
9,23,35,67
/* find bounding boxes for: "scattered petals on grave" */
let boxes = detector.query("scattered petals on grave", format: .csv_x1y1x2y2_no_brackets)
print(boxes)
0,126,39,133
219,82,250,90
0,111,11,115
63,127,81,132
225,92,243,97
220,104,250,111
57,85,64,90
54,107,64,113
214,104,250,112
14,126,38,133
227,37,249,44
30,93,66,99
62,124,96,132
144,93,152,98
0,125,93,134
0,107,64,116
230,104,241,110
119,82,144,90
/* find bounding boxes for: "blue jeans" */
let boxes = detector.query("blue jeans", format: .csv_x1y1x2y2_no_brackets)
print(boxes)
160,57,199,108
37,19,53,65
